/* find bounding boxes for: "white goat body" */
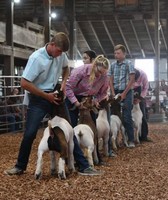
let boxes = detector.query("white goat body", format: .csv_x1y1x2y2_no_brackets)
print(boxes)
77,108,99,165
110,115,128,150
96,109,110,156
35,116,75,180
74,124,95,167
132,103,143,143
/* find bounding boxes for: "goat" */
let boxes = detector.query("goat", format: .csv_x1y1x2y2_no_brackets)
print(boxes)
74,96,99,166
74,124,95,167
35,117,75,179
35,84,75,180
109,94,128,150
96,99,110,157
132,92,143,144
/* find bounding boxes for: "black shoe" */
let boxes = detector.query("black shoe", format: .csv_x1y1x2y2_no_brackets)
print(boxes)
140,137,153,142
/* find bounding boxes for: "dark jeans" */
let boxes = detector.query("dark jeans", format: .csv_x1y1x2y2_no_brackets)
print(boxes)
15,94,89,171
139,99,149,140
106,103,113,153
115,89,134,142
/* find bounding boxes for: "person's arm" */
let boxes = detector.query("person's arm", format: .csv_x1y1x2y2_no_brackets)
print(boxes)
141,74,149,98
121,73,135,100
61,66,70,93
20,78,60,104
109,75,115,96
65,66,84,105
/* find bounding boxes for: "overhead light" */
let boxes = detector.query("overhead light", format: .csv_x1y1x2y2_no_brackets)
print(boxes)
14,0,20,3
51,12,57,19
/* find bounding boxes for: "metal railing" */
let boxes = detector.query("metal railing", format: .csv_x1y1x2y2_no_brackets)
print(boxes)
0,75,62,134
0,75,26,133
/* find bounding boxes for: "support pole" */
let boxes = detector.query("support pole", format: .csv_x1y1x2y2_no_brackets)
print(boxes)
154,0,160,114
44,0,51,43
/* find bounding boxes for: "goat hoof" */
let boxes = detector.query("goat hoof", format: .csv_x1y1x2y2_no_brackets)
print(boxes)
51,169,56,176
58,171,66,180
35,173,41,180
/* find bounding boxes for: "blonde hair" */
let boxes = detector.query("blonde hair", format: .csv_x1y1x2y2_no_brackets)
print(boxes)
89,55,110,82
51,32,70,52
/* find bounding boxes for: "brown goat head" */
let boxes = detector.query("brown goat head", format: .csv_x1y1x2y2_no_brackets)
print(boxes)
81,96,94,109
99,98,109,110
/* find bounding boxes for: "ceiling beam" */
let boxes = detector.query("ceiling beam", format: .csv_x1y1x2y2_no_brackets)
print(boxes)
89,21,106,56
76,22,91,50
62,21,82,59
130,20,145,58
114,16,132,58
102,20,115,48
144,19,156,54
160,24,167,51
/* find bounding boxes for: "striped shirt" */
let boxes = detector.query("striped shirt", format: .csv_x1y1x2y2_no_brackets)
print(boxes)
66,64,109,104
108,60,135,91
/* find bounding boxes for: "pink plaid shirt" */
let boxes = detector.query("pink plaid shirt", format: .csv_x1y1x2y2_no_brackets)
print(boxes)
134,68,149,98
66,64,109,104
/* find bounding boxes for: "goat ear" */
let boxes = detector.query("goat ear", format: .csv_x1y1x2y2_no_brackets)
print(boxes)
134,92,144,101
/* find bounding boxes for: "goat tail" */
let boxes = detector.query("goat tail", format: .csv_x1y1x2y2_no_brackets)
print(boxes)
48,120,52,129
48,120,54,137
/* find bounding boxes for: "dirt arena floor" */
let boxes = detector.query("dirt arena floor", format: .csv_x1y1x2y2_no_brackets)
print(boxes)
0,122,168,200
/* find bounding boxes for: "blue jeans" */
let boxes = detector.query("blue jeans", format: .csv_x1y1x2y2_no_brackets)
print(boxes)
139,99,149,140
106,104,113,153
15,94,89,171
118,90,134,142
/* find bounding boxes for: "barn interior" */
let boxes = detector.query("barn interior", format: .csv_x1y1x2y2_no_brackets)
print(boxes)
0,0,167,121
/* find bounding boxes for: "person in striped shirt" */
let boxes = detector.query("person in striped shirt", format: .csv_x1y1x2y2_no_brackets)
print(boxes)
108,44,136,148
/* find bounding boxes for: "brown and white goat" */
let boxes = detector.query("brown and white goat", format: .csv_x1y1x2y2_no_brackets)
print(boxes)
109,94,128,150
73,96,99,166
35,84,75,180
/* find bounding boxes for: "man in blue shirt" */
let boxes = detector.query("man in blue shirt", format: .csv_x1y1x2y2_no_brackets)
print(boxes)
4,32,101,176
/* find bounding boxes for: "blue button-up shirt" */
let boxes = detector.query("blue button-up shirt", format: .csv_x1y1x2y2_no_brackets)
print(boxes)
108,60,135,91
